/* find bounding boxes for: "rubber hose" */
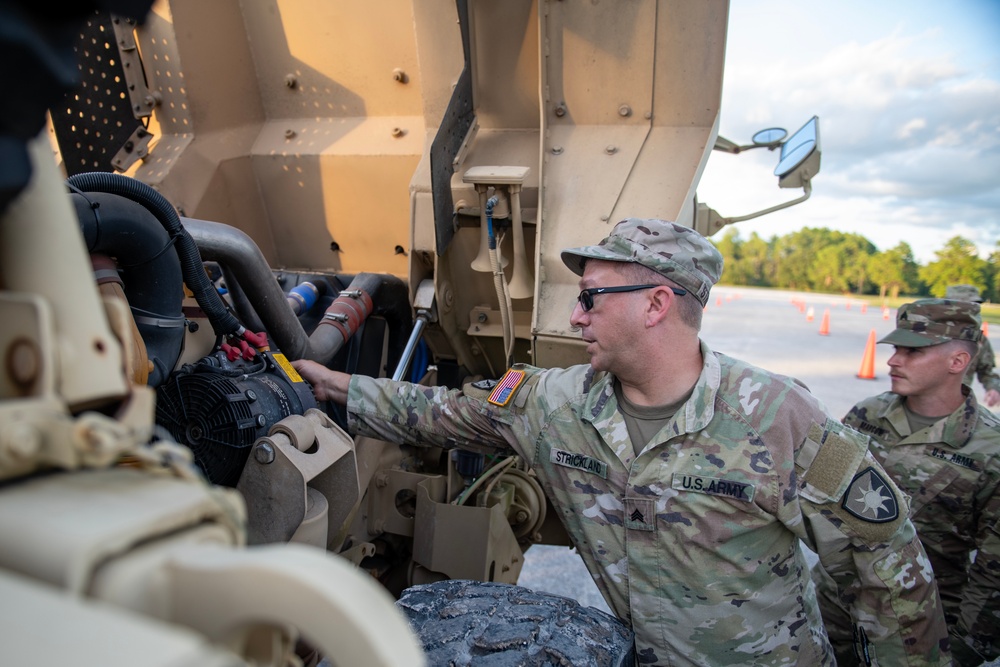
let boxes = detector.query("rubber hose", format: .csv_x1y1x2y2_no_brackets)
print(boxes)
65,172,241,337
72,191,185,386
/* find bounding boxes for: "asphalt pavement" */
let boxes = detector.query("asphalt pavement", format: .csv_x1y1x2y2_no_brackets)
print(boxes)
517,286,999,646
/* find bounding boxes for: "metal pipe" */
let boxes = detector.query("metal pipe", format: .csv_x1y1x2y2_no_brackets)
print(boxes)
392,316,428,381
182,217,308,356
182,217,413,367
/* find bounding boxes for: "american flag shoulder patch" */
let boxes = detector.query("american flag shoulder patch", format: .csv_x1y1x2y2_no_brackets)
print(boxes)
488,369,527,406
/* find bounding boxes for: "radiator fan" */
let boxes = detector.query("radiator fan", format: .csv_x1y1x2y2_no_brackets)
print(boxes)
156,354,317,486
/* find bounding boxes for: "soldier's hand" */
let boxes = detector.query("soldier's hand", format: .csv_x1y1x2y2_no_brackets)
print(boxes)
292,359,352,404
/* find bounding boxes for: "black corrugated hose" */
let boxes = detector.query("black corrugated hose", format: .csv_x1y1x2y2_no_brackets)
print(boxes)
66,172,243,338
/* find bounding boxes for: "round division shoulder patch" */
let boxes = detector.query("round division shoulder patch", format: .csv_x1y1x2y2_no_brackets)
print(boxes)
841,467,900,523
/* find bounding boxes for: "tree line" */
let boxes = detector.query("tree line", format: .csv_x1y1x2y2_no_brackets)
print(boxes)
714,227,1000,301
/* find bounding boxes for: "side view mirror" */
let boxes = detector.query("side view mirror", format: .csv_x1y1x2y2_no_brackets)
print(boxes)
774,115,820,189
752,127,788,147
695,116,822,236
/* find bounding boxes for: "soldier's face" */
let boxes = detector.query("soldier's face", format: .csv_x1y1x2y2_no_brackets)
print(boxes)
886,344,952,397
570,260,646,373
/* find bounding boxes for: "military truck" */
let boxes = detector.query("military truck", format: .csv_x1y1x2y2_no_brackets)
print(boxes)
0,0,820,664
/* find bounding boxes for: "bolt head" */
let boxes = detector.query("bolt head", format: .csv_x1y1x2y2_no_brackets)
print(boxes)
254,442,275,464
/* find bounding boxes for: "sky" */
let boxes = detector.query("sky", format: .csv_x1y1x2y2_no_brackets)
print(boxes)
696,0,1000,265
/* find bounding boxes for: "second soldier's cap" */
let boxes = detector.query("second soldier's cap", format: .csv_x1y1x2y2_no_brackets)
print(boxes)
878,298,983,348
560,218,723,306
944,284,983,303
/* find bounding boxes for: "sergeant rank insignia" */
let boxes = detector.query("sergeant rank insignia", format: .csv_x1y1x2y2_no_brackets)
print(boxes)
487,369,526,406
841,467,899,523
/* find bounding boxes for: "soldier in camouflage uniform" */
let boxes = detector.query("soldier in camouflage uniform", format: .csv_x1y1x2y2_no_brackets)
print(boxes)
945,284,999,408
831,298,1000,665
294,218,948,666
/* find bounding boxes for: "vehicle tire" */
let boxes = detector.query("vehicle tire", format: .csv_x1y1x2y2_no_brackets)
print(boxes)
395,579,635,667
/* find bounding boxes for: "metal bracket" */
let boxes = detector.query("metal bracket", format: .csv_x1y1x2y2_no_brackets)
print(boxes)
339,541,377,566
110,14,158,120
111,126,154,173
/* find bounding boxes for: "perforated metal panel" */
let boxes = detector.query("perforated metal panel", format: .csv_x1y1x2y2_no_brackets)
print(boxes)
49,11,142,176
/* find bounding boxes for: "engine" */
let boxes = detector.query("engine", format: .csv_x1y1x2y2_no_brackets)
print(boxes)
65,168,549,598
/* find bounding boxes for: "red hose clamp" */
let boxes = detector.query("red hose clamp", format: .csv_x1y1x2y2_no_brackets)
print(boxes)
319,289,374,341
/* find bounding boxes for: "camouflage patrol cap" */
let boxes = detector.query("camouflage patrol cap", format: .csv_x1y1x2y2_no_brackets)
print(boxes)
560,218,723,306
944,284,983,303
878,298,983,348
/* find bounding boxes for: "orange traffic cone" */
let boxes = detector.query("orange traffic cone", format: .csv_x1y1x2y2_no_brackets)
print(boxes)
857,329,877,379
806,306,815,322
716,296,722,307
860,303,868,314
818,308,830,336
984,321,990,337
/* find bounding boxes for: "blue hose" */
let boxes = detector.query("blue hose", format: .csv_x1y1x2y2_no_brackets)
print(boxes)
410,338,429,383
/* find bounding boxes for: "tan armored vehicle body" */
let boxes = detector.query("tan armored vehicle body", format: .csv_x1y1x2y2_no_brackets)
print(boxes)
0,0,819,664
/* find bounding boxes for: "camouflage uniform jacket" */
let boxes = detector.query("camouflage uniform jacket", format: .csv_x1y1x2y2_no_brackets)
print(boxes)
348,341,948,666
964,335,1000,394
844,391,1000,663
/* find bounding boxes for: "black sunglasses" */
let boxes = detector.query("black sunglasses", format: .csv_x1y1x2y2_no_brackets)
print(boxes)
577,284,687,312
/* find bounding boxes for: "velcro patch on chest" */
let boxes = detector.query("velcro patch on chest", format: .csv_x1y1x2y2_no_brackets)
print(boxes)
550,448,608,479
671,474,755,502
841,467,900,523
487,369,527,406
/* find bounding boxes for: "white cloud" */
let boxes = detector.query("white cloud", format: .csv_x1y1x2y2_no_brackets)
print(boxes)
896,118,927,140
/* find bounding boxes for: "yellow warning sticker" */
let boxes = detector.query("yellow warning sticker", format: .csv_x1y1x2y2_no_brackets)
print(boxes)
273,353,303,382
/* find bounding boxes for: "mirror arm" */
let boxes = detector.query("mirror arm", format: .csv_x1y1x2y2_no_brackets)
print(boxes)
712,135,742,154
712,137,781,155
695,180,812,236
726,179,812,223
